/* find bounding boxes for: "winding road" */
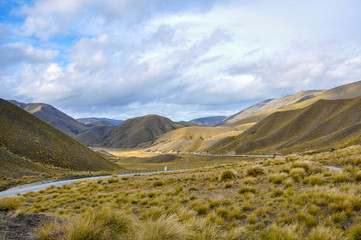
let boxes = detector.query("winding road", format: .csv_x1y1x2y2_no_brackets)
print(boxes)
0,169,188,199
0,156,343,199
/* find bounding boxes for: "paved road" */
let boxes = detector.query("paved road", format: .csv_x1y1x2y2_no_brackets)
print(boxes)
0,169,187,199
0,154,342,199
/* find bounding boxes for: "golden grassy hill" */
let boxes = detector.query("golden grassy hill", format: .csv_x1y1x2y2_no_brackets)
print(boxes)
209,96,361,154
148,126,245,153
95,114,192,148
226,80,361,128
222,90,324,125
0,99,121,177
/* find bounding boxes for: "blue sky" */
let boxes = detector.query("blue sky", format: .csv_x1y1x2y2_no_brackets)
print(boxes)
1,0,361,121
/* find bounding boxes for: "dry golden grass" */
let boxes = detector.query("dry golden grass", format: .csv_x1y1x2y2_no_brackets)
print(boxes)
2,145,360,239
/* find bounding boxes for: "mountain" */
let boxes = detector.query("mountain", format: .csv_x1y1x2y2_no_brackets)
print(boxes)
190,116,227,126
220,90,324,125
94,114,191,148
9,100,87,137
77,117,124,126
0,98,121,178
208,96,361,154
74,125,114,146
224,80,361,128
148,126,245,153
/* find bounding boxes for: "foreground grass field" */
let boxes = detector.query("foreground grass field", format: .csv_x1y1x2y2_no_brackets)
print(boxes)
1,146,361,239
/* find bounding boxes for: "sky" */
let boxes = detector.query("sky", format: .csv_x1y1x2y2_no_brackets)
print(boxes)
1,0,361,121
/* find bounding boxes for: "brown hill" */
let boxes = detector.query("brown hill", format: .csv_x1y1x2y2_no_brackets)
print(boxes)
148,126,246,153
94,114,191,148
221,90,324,125
0,99,121,178
226,80,361,128
209,96,361,154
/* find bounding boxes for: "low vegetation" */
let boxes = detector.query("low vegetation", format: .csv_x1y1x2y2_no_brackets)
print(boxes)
2,145,361,239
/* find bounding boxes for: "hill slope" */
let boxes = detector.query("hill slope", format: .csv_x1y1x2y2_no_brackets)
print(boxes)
148,126,245,153
0,99,121,175
226,80,361,128
209,96,361,154
9,100,87,137
95,114,190,148
221,90,324,125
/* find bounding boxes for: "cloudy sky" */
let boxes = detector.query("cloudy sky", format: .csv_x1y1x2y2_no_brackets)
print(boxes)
1,0,361,121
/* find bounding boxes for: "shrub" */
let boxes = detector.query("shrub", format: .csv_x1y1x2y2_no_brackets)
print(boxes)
219,169,238,181
246,166,265,177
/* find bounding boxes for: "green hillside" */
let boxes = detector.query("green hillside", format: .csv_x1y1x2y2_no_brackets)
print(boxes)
0,99,121,173
209,96,361,154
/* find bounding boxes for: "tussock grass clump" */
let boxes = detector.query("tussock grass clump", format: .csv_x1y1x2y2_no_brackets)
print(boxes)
332,173,351,183
153,180,164,187
246,166,265,177
308,226,344,240
238,186,256,194
219,169,238,181
34,220,67,240
268,172,288,184
260,224,302,240
37,208,135,240
138,215,188,240
292,161,311,172
304,175,326,186
355,171,361,181
242,177,256,185
290,168,306,181
224,183,233,189
0,197,20,211
347,224,361,240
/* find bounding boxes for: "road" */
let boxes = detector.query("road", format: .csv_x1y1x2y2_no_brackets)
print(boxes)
0,155,343,199
0,169,187,199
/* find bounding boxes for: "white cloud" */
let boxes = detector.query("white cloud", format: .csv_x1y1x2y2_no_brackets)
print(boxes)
3,0,361,119
0,42,58,68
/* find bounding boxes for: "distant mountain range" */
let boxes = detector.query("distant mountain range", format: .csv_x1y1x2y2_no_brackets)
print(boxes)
0,99,121,179
77,117,123,126
191,116,227,126
7,80,361,154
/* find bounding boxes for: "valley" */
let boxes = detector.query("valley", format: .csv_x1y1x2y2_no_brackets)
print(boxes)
1,80,361,239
